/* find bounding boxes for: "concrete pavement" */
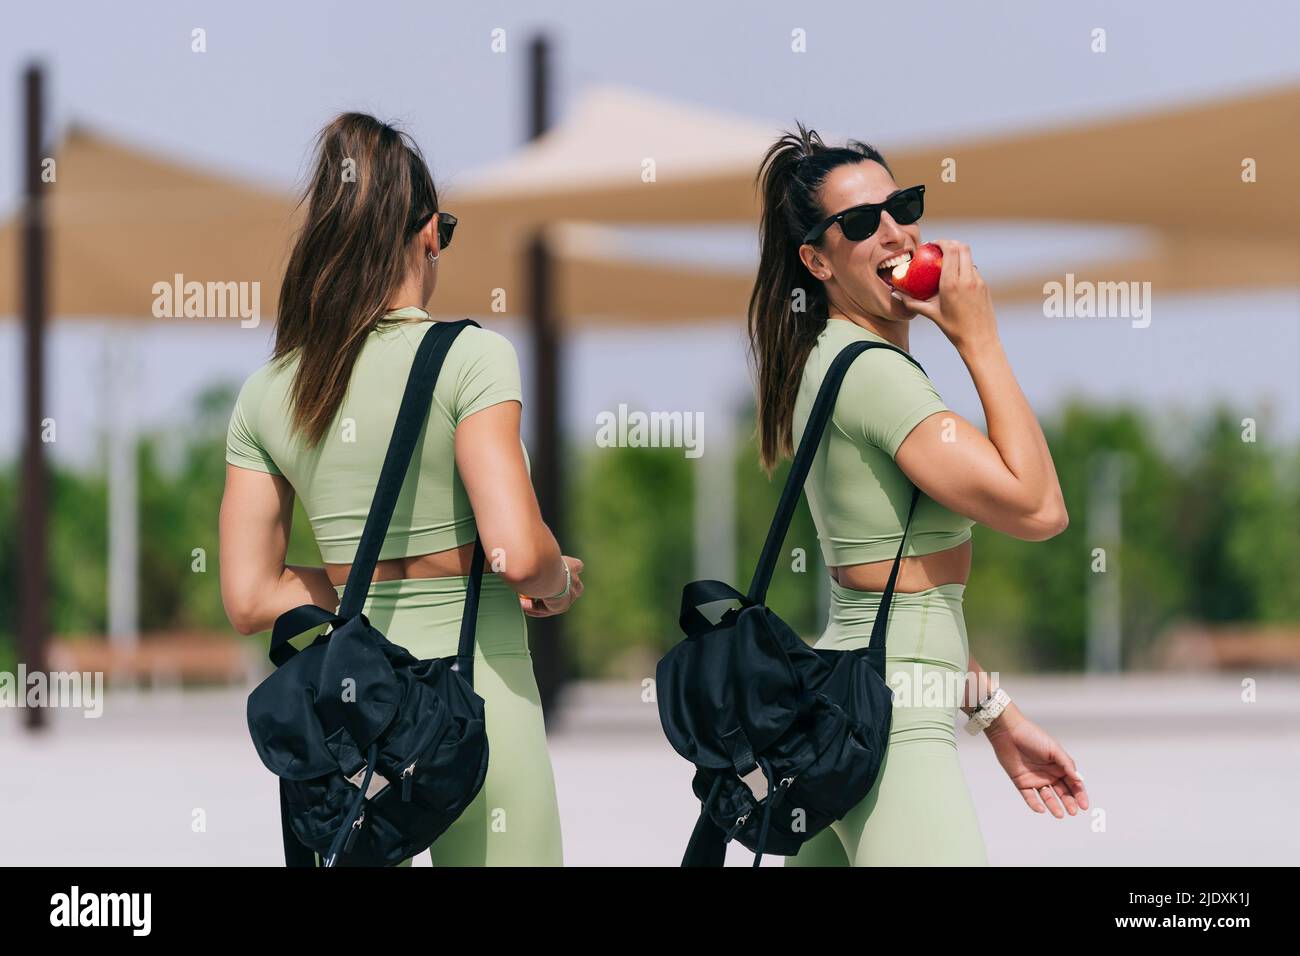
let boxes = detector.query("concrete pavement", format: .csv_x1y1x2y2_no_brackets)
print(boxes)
1,674,1296,866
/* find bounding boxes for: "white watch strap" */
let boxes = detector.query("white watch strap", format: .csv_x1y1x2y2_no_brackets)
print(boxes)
965,687,1011,735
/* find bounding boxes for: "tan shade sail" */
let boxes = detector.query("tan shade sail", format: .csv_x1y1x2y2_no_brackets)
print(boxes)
0,125,300,320
445,82,1300,314
6,81,1297,323
886,84,1300,235
453,86,777,223
0,125,754,325
455,82,1300,236
428,218,754,326
994,230,1300,303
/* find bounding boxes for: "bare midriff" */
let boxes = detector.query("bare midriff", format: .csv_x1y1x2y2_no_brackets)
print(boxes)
829,538,972,593
324,540,479,587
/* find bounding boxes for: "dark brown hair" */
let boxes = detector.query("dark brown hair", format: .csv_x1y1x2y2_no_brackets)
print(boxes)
273,113,439,445
748,122,894,474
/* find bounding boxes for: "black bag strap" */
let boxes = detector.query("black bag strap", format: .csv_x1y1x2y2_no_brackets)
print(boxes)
269,605,343,667
339,319,478,617
338,318,486,679
455,536,487,682
678,579,749,637
863,487,920,678
746,338,927,670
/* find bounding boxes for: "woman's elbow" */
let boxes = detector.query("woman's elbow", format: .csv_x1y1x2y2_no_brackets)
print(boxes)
492,542,545,588
1019,504,1069,541
226,607,263,636
486,530,559,589
222,587,265,636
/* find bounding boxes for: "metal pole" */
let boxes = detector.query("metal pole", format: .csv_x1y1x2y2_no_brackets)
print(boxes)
524,34,567,723
106,333,139,659
694,404,736,581
1085,452,1125,673
19,63,50,730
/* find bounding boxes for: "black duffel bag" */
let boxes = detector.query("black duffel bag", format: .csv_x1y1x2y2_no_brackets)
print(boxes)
246,318,490,867
656,338,926,866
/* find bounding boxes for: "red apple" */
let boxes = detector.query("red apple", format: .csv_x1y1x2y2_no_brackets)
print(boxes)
887,242,943,300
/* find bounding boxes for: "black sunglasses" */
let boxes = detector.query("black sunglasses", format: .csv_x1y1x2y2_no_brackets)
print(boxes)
802,185,925,244
411,210,458,250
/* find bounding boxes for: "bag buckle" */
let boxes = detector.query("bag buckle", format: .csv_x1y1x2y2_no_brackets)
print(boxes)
345,763,391,800
739,765,769,801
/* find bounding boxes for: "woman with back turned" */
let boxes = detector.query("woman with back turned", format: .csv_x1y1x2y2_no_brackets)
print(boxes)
219,113,577,866
749,124,1087,866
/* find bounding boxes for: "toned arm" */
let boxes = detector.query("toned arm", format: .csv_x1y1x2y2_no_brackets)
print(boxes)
454,400,567,599
218,464,337,635
219,368,334,635
892,240,1068,542
449,329,569,600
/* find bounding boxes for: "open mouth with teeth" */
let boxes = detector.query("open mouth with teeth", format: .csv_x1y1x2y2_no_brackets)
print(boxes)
876,251,912,290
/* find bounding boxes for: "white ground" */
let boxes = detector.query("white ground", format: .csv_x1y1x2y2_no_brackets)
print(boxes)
2,674,1296,866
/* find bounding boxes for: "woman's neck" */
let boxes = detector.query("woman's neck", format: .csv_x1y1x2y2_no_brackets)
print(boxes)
827,309,910,352
385,300,428,314
385,304,429,318
386,268,430,315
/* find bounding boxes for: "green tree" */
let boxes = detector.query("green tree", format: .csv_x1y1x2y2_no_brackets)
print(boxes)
566,444,694,679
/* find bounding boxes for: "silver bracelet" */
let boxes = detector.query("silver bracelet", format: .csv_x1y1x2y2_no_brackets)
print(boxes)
964,687,1011,735
540,558,571,602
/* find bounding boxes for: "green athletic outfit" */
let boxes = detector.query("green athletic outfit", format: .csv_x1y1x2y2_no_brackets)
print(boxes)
786,318,988,867
226,307,563,866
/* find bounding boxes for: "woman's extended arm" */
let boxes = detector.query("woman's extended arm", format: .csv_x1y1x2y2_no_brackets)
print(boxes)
893,239,1068,541
960,652,1021,725
454,399,577,604
961,650,1089,819
218,464,338,635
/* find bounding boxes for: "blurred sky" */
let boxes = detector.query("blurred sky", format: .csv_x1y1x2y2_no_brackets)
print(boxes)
1,0,1298,466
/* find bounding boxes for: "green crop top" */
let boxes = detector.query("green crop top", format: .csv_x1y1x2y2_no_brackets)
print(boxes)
225,308,528,564
793,318,974,567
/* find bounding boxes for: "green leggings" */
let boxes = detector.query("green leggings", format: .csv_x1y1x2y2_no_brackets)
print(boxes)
786,580,989,867
318,574,564,867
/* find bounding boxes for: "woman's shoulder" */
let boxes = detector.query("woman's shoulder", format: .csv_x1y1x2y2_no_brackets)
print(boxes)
810,321,946,452
448,322,518,363
441,323,522,387
438,323,523,419
226,355,294,473
359,321,514,384
233,354,294,413
804,320,917,392
822,322,928,386
386,320,518,369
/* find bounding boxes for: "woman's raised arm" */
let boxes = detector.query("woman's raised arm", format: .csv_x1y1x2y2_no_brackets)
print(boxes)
893,239,1068,541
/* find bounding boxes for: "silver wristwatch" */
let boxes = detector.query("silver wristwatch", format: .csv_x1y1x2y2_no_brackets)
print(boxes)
540,558,571,602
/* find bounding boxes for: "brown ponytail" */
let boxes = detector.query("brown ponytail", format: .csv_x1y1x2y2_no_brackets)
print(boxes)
273,113,439,445
747,122,894,474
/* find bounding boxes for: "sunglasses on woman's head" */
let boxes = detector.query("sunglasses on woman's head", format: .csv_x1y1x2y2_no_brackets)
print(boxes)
412,210,458,250
802,185,925,244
